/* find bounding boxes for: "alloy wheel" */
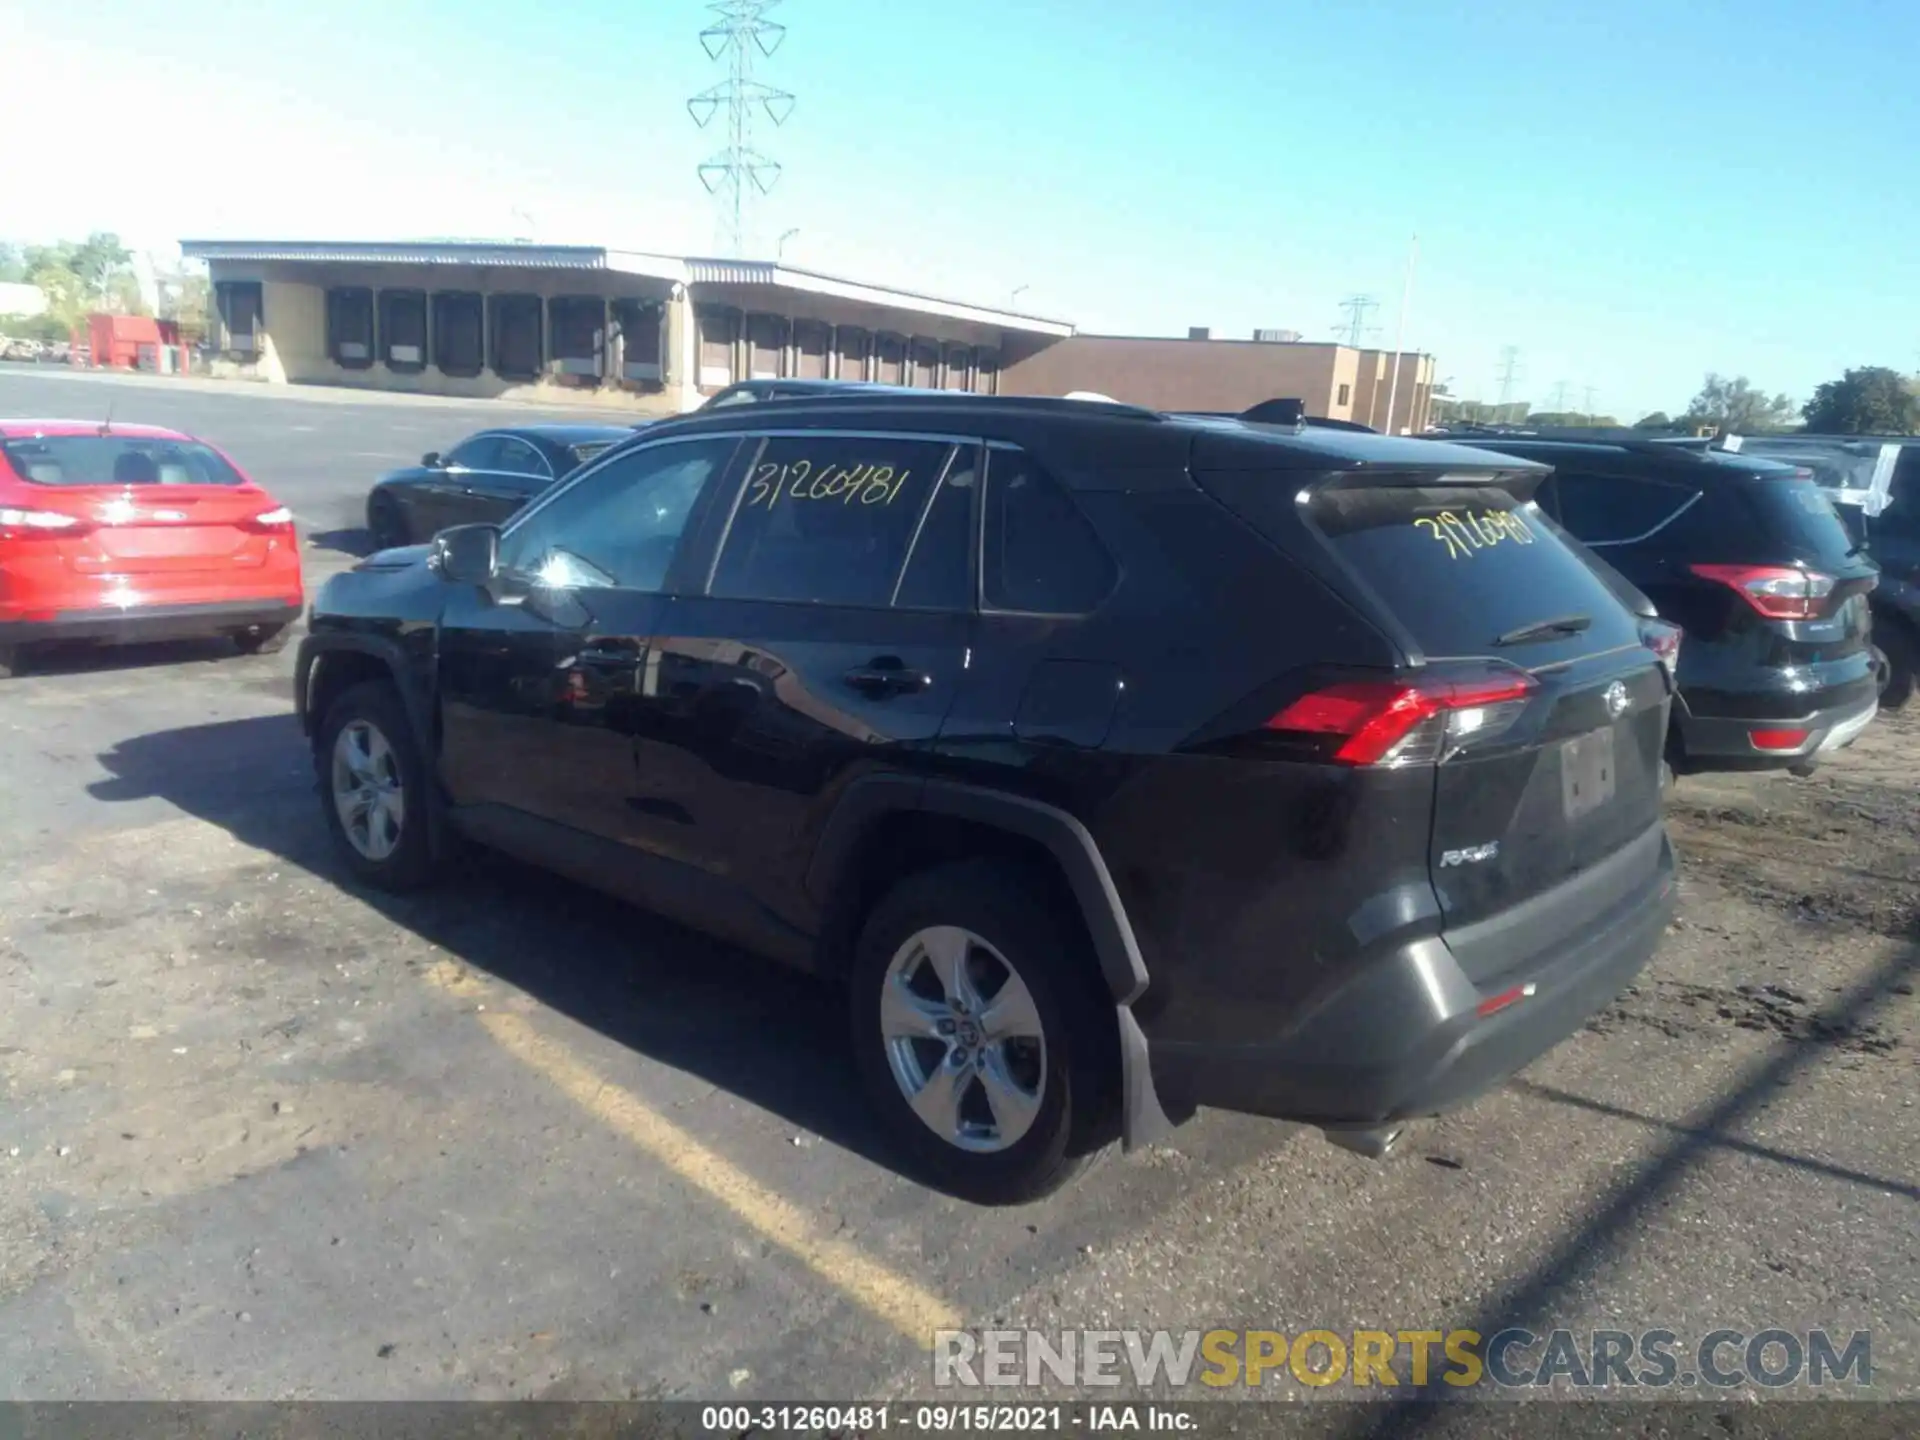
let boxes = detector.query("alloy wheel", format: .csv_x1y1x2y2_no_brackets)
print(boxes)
879,925,1048,1153
331,719,407,862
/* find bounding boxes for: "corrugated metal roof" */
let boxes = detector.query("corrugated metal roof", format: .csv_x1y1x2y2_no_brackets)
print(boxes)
178,240,1075,335
180,240,613,270
683,258,1074,335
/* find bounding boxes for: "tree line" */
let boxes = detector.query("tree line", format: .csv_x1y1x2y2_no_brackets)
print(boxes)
1635,368,1919,436
0,233,209,343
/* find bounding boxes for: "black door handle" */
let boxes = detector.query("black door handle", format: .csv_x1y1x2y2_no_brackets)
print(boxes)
844,659,929,696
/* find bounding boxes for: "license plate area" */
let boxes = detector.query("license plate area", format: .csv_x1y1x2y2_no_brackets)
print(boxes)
1561,724,1617,821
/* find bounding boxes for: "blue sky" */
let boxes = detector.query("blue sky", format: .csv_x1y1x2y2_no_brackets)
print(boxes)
7,0,1916,418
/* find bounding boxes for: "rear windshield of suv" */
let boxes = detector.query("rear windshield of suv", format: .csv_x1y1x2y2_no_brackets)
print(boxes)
1307,484,1642,659
0,435,246,487
1681,474,1863,572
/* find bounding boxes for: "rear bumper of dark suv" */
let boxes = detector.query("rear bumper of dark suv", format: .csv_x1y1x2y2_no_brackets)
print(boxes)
1674,680,1878,769
1148,826,1676,1127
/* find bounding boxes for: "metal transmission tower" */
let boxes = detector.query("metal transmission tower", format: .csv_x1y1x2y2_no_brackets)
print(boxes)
688,1,795,257
1495,346,1522,406
1335,294,1379,347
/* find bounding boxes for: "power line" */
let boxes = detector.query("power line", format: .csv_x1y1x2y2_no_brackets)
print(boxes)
1495,346,1522,406
1582,385,1598,421
1334,294,1380,348
1549,380,1572,413
688,1,795,258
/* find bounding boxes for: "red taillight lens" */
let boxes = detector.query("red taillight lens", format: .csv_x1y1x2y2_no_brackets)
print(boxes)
1690,563,1835,620
241,506,295,534
1267,670,1537,767
1749,727,1811,751
0,506,89,540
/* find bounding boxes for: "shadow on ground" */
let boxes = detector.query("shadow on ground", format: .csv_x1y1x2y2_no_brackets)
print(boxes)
307,527,378,560
87,712,901,1180
13,635,251,678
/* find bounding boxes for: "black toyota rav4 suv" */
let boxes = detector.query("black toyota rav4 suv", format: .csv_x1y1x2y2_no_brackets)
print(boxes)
295,394,1676,1203
1436,433,1880,775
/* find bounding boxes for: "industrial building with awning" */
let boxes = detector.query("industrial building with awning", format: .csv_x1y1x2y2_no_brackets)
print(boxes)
178,240,1073,416
179,238,1437,432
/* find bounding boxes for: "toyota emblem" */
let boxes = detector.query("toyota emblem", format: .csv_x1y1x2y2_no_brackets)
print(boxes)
1604,681,1630,719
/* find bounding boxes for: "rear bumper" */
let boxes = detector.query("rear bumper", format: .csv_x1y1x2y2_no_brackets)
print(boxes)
1676,688,1878,767
0,599,302,647
1148,829,1676,1126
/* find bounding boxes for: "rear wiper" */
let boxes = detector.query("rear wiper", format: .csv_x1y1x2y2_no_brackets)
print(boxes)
1494,613,1592,646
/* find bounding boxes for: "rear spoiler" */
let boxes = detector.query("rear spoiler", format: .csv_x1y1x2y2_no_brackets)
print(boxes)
1176,398,1381,433
1305,464,1549,502
1721,434,1899,516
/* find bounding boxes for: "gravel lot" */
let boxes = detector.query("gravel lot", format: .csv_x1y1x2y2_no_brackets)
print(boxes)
1,371,1915,1410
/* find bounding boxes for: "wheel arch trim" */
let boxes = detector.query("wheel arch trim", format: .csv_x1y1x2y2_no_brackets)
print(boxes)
807,774,1175,1150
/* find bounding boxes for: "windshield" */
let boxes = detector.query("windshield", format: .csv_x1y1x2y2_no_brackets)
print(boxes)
0,434,247,487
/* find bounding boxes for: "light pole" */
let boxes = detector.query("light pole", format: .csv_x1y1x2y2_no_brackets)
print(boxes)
778,228,799,262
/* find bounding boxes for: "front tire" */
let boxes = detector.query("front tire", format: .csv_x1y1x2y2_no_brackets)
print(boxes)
316,680,440,891
367,491,409,551
849,859,1114,1205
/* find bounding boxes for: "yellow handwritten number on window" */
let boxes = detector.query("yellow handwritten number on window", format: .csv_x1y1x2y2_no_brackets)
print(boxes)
747,460,913,509
1414,509,1534,559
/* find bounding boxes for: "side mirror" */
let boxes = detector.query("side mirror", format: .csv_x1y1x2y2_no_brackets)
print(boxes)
422,451,443,468
431,524,500,585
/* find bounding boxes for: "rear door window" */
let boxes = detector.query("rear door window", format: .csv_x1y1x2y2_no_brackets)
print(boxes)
1552,472,1698,546
981,449,1117,613
445,435,507,471
494,438,551,478
893,447,977,610
1308,484,1642,660
707,434,956,607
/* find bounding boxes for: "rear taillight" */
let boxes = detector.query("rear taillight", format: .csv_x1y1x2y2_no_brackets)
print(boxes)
1266,669,1538,767
1640,619,1681,681
1690,563,1835,620
1749,727,1811,752
242,507,295,533
0,506,88,539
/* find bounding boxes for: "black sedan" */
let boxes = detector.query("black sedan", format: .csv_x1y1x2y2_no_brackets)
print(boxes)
364,424,638,548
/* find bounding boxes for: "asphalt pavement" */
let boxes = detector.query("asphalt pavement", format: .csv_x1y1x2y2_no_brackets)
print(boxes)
0,369,1914,1412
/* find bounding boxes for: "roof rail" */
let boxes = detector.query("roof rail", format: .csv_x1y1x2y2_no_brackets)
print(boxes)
1440,423,1725,454
714,390,1165,421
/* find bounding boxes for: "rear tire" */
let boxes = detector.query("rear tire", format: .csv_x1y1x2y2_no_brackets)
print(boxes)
316,679,441,892
1878,626,1916,711
848,859,1115,1205
367,492,408,551
232,623,292,656
0,644,21,679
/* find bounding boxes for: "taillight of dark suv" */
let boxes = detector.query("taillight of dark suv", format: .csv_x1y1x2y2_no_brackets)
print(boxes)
1264,664,1536,767
1688,562,1841,621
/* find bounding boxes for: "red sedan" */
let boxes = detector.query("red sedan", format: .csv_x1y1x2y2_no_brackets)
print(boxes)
0,421,304,677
